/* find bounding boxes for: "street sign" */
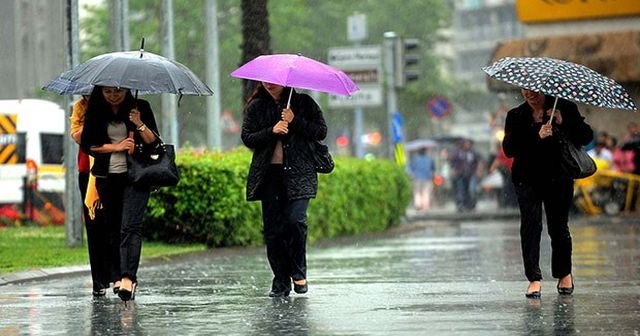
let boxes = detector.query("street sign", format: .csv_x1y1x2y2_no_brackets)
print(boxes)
427,96,451,119
391,112,404,144
328,45,382,108
347,13,367,42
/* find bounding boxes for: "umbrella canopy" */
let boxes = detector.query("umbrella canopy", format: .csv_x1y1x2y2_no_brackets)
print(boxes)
45,50,213,96
230,54,359,97
482,56,637,111
42,76,94,95
405,139,438,151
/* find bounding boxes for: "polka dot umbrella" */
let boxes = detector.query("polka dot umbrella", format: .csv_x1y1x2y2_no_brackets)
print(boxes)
482,56,637,115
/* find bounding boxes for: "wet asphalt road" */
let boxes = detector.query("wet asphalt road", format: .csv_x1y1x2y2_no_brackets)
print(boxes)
1,217,639,335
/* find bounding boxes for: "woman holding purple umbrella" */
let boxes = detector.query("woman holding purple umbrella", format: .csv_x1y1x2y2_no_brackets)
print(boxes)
503,89,593,299
241,82,327,297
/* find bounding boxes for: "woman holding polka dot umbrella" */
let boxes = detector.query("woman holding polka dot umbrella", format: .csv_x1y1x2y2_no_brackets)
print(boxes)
482,56,636,299
483,56,637,113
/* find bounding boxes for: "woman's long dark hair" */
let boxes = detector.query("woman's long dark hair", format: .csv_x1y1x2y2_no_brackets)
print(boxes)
81,86,136,152
243,82,292,114
85,86,136,124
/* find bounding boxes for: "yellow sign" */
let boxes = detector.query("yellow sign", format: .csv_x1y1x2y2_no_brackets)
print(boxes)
0,114,18,164
516,0,640,23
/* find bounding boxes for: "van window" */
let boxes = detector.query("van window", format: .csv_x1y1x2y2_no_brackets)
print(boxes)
16,133,26,163
40,133,64,164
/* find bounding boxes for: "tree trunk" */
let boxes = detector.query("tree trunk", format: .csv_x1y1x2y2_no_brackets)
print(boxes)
240,0,271,102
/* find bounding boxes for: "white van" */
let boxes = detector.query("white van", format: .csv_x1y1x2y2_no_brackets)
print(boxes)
0,99,65,205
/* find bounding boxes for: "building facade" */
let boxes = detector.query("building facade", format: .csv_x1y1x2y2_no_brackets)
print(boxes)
0,0,68,99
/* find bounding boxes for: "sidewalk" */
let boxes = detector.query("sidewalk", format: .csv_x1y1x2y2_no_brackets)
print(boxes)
2,212,638,335
405,197,520,221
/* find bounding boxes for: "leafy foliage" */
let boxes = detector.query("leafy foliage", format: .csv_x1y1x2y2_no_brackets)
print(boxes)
144,149,411,247
79,0,452,148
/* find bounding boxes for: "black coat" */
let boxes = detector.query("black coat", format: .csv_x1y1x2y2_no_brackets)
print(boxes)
241,89,327,201
503,96,593,183
81,99,159,178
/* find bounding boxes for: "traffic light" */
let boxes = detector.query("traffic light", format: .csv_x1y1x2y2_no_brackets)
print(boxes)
394,38,420,88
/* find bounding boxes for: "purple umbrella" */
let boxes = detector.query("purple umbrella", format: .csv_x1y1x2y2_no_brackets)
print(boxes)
230,53,359,107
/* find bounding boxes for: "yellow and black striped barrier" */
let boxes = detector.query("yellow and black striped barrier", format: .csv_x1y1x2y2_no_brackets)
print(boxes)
0,114,18,164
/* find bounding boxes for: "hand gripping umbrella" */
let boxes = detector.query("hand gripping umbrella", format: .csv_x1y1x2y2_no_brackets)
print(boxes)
483,56,637,124
230,53,359,108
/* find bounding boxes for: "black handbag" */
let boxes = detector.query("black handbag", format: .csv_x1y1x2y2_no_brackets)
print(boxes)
557,133,596,179
309,141,335,174
127,135,180,187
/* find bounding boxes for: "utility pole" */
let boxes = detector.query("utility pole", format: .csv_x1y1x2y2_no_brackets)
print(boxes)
109,0,129,51
161,0,178,145
383,32,399,159
348,13,366,158
65,0,82,247
205,0,222,150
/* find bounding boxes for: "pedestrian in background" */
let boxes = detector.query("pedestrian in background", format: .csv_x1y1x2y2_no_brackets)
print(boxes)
81,86,159,302
408,147,435,210
621,122,640,214
449,139,481,211
503,89,593,299
488,141,516,208
241,82,327,297
70,94,111,297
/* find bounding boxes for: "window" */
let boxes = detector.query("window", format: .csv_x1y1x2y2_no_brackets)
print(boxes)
40,133,63,164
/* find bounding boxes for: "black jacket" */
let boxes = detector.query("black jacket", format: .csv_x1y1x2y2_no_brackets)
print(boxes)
502,96,593,183
81,99,159,178
241,89,327,201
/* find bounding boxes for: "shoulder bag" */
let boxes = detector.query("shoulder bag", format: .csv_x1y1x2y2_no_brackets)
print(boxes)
308,141,335,174
557,133,597,179
127,131,180,187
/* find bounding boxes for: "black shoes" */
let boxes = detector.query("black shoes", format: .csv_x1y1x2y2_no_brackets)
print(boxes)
293,281,308,294
268,289,290,298
113,281,121,295
525,290,541,299
118,279,137,302
92,288,107,297
557,275,574,295
525,281,541,299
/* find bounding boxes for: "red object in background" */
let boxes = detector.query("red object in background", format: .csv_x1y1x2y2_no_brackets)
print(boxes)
0,204,22,226
25,159,38,190
336,135,350,147
433,175,444,186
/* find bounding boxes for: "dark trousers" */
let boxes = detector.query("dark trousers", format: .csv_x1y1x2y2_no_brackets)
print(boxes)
260,165,309,292
79,172,110,291
96,173,150,283
453,175,477,211
119,182,150,283
514,177,574,281
96,173,126,283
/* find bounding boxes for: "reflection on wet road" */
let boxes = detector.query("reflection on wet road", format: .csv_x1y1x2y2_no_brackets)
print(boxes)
1,218,639,335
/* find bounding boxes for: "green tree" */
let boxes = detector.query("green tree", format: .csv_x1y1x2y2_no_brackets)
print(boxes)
79,0,453,150
240,0,271,101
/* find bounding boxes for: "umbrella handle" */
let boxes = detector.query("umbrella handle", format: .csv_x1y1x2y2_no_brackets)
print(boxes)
139,37,145,58
286,88,293,110
547,96,559,125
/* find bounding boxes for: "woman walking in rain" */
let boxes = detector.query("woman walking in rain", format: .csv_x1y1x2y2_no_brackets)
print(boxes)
241,82,327,297
503,89,592,298
81,86,159,302
70,95,112,297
